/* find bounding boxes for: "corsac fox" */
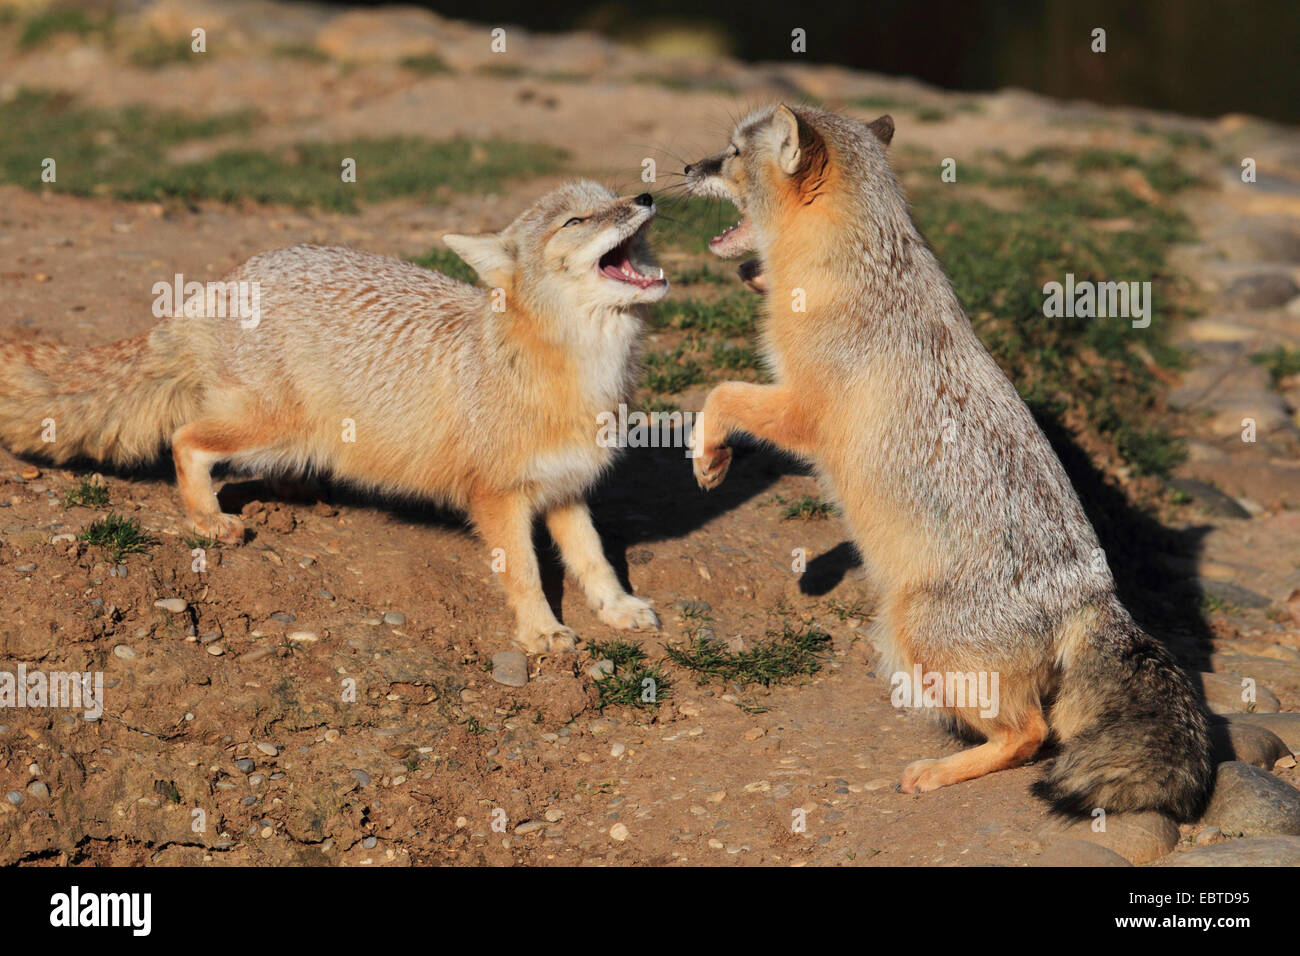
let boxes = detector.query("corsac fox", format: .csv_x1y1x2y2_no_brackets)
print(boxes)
683,105,1211,818
0,181,667,654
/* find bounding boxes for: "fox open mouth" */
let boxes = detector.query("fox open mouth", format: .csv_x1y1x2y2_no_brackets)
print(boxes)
709,214,754,258
598,233,666,289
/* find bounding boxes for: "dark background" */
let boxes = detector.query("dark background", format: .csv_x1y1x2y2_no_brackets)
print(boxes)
313,0,1300,124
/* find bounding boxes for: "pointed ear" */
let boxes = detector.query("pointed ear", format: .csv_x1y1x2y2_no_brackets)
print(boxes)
866,114,894,146
766,104,802,175
442,233,515,286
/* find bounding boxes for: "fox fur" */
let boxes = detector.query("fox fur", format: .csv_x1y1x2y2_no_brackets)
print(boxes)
0,180,669,654
684,105,1211,818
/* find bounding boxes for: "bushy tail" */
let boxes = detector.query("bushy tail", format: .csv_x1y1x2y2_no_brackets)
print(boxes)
0,329,203,467
1033,600,1212,820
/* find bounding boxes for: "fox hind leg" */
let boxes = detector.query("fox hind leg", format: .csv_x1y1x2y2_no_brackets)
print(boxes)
900,708,1047,793
544,501,659,632
172,416,281,545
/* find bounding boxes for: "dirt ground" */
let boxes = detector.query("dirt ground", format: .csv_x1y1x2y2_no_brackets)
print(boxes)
3,1,1300,867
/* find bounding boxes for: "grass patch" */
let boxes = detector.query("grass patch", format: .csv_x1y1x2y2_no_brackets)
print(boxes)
649,293,757,337
1252,346,1300,387
182,532,220,551
587,639,671,710
666,623,832,688
62,477,108,509
710,342,761,371
401,53,451,74
644,349,704,394
78,514,156,563
19,8,105,49
778,494,836,520
0,89,566,212
272,43,330,63
407,245,478,284
130,32,197,69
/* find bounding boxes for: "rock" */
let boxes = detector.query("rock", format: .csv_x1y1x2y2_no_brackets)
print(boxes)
235,758,255,773
1223,273,1300,308
514,821,546,835
1228,713,1300,751
1168,478,1250,519
1032,839,1132,866
14,563,36,573
383,612,406,626
587,658,614,680
153,598,188,614
1201,580,1274,610
491,650,529,687
1193,826,1224,846
1209,718,1293,768
287,631,319,643
1036,811,1179,864
257,743,278,757
1200,671,1281,714
6,791,22,805
609,822,629,841
112,645,137,660
26,781,49,800
1167,835,1300,866
610,742,626,758
351,769,371,787
1202,761,1300,836
270,611,296,624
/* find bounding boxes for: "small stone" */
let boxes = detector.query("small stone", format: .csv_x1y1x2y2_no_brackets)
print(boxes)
1194,827,1224,846
609,822,629,842
206,644,225,656
544,807,564,822
744,727,766,741
491,650,529,687
6,791,22,805
1223,273,1300,309
1209,718,1292,769
1168,478,1250,520
1202,761,1300,837
20,466,40,480
26,781,49,799
270,611,296,624
352,769,371,787
1228,713,1300,752
154,598,188,614
238,647,273,664
235,758,255,773
324,729,341,743
257,743,278,757
514,821,546,835
588,659,615,680
288,630,319,643
112,645,137,660
363,836,378,849
610,742,626,758
14,563,36,573
1201,580,1274,610
383,611,406,626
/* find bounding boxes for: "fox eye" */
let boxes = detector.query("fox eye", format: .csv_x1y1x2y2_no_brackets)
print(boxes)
563,217,585,227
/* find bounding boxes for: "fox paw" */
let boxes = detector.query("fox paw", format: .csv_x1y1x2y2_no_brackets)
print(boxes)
597,594,660,632
514,623,578,656
693,445,732,491
899,758,948,794
189,512,245,546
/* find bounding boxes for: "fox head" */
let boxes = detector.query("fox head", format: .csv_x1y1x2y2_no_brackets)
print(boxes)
683,105,897,285
443,181,668,317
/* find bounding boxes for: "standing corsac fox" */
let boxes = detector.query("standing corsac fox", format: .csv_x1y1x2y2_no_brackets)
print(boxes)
0,181,667,654
684,105,1211,817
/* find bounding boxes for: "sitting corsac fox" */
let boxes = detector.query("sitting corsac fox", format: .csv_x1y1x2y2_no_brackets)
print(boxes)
684,105,1211,817
0,181,667,654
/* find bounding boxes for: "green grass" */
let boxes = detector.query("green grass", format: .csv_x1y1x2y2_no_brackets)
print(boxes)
587,639,671,710
62,477,109,509
401,53,451,75
130,32,197,69
909,145,1198,477
78,514,156,563
407,246,478,284
182,532,220,551
666,623,832,688
18,8,105,49
1252,346,1300,388
778,494,836,520
656,196,736,251
710,342,761,371
0,89,566,212
644,349,704,394
649,293,757,337
272,43,331,63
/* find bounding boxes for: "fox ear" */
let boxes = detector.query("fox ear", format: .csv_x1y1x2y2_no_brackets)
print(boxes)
867,114,894,147
442,233,515,285
767,104,803,175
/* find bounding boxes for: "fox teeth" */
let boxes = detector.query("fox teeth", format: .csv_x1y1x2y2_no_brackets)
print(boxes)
658,268,664,280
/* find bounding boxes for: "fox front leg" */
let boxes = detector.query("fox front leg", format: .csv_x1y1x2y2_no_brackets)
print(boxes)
692,382,809,490
545,501,659,632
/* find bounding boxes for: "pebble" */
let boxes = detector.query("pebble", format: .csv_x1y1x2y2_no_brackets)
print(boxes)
206,645,224,656
1223,272,1300,308
318,589,335,600
154,598,188,614
610,742,626,758
15,563,36,573
1228,713,1300,752
363,836,378,849
112,645,137,660
544,807,564,822
257,743,278,757
491,650,529,687
587,659,614,680
1202,761,1300,837
1167,835,1300,866
514,821,546,835
609,823,629,841
238,647,273,664
235,758,255,773
288,631,319,643
383,612,406,626
26,781,49,799
352,769,371,787
5,791,21,806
